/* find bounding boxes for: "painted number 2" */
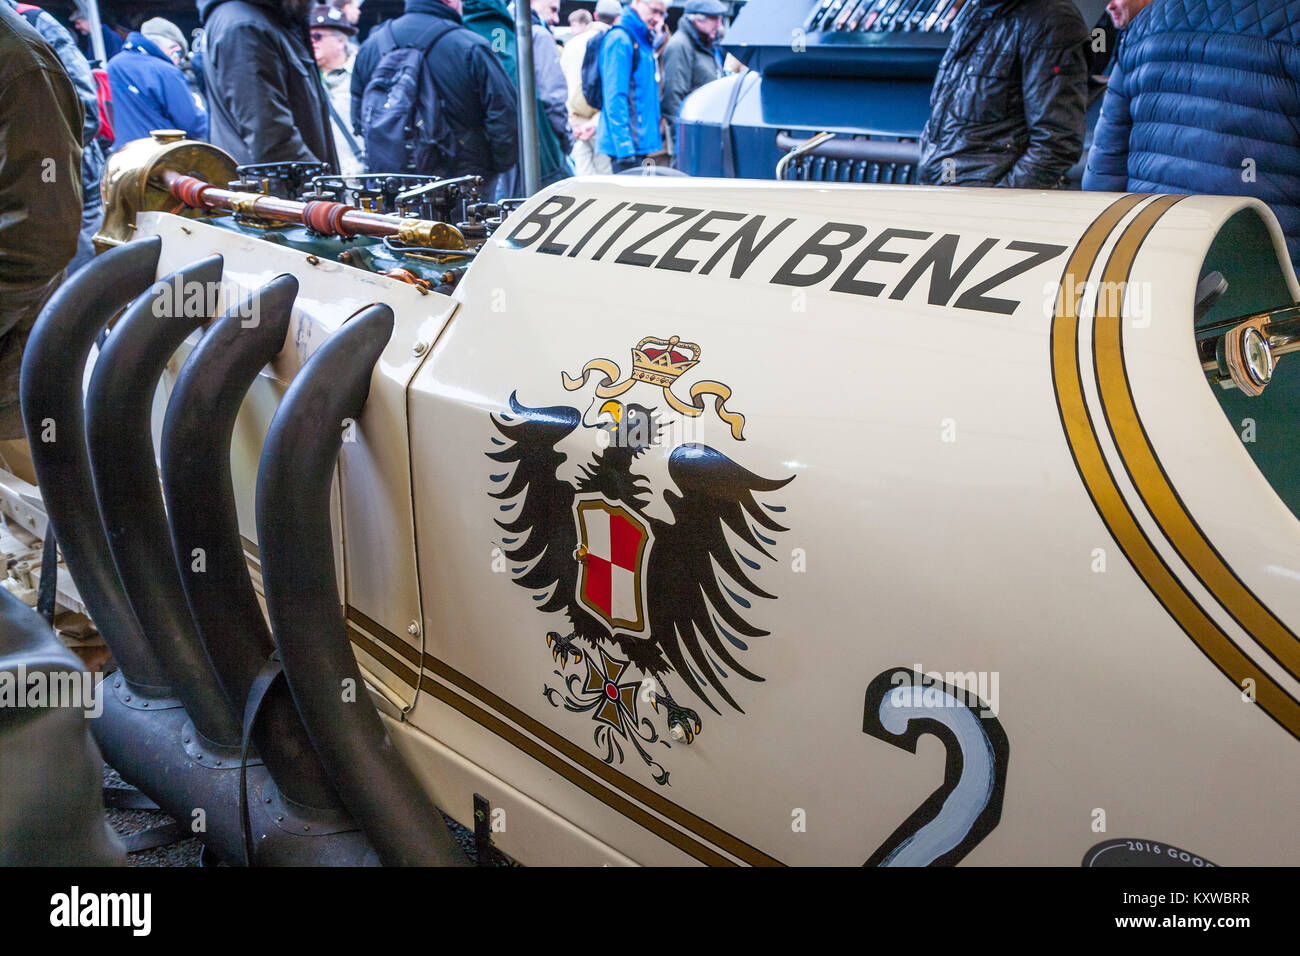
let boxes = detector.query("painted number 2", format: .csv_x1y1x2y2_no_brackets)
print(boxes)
862,667,1010,866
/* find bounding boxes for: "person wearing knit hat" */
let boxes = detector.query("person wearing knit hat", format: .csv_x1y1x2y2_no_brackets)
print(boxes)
140,16,188,59
105,19,207,147
68,9,124,60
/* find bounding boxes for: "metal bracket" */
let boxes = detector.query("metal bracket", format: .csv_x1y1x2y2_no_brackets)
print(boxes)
102,786,160,811
253,774,358,837
111,674,184,712
119,821,186,854
473,793,493,865
180,718,252,770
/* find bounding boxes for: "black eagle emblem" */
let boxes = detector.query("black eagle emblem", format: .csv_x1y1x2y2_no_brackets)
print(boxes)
487,391,793,749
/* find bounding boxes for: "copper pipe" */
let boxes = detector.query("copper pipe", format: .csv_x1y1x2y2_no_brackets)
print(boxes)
159,170,467,249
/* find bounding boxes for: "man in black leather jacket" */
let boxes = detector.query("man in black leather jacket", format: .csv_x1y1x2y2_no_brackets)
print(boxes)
918,0,1087,188
200,0,339,167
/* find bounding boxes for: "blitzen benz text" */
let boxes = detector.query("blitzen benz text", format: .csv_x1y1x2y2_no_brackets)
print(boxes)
505,194,1067,316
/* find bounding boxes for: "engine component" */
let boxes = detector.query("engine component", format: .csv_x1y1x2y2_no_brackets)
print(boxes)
233,161,333,200
96,131,237,252
164,170,468,250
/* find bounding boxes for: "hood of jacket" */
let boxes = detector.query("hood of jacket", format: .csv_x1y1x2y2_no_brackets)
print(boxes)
122,31,172,63
463,0,510,28
619,3,653,48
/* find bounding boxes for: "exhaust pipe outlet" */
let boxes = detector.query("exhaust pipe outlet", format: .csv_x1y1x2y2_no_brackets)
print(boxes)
85,255,243,750
161,276,375,862
256,305,468,866
18,237,170,694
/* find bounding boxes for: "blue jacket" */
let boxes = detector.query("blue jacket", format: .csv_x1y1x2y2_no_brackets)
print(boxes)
1082,0,1300,269
595,5,661,160
106,32,207,149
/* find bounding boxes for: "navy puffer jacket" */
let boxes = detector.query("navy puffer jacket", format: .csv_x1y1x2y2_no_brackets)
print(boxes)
1082,0,1300,271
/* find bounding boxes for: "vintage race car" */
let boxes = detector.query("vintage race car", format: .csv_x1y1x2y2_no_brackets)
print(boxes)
8,132,1299,866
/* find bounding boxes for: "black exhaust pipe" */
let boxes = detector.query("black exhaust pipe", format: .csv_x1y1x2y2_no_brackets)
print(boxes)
160,276,345,816
256,305,468,866
22,243,243,865
18,237,170,694
84,255,242,750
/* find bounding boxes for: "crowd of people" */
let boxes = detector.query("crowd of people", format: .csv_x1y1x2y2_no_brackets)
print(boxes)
0,0,735,440
5,0,733,231
32,0,734,199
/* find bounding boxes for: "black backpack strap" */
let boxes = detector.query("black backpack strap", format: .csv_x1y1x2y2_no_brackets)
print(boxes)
408,19,459,135
411,18,456,51
325,93,364,159
376,20,398,56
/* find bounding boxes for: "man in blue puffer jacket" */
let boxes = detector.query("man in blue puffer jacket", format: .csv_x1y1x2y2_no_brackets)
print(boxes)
1083,0,1300,272
596,0,664,172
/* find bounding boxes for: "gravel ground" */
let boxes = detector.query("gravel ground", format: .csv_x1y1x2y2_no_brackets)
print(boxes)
102,764,516,866
103,766,204,867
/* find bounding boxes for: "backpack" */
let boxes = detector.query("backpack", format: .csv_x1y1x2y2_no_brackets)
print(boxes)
579,24,637,115
360,19,456,176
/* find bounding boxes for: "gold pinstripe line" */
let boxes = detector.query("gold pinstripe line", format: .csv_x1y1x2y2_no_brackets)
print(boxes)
345,617,784,865
346,623,739,866
1052,194,1300,740
1092,200,1300,683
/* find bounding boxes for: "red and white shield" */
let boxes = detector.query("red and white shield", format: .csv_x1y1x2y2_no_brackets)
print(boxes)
573,496,653,634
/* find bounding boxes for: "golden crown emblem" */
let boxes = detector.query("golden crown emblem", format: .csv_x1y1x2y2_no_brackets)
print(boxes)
563,332,745,440
630,336,700,388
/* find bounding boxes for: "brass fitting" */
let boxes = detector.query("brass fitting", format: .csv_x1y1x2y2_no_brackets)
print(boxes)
95,131,238,252
395,219,467,250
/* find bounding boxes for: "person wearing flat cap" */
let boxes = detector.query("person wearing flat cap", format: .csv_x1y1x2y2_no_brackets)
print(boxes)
105,16,208,149
309,4,364,175
659,0,725,164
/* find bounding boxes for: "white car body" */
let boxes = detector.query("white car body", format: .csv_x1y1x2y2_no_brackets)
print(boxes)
127,178,1300,866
